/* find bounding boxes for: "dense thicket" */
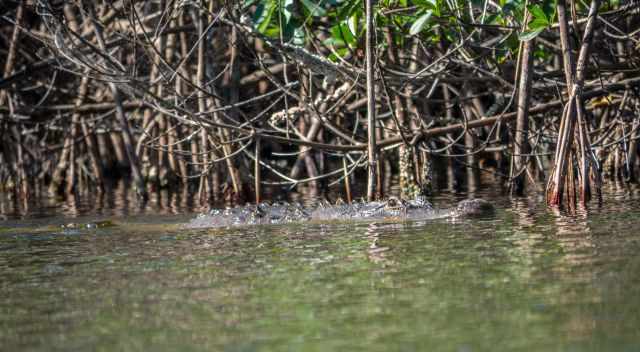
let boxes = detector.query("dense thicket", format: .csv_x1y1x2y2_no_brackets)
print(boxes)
0,0,638,206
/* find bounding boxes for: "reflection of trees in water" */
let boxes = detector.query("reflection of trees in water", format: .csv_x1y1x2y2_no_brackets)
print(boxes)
507,197,541,277
549,208,618,343
0,180,196,219
508,187,640,343
0,189,30,218
550,206,594,265
2,179,361,219
509,194,604,269
602,181,640,207
365,223,394,266
508,196,601,341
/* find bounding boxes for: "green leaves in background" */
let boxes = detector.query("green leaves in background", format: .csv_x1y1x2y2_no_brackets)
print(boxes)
248,0,305,42
413,0,441,16
518,27,544,41
252,0,277,34
248,0,360,47
410,11,433,35
301,0,326,16
244,0,560,62
327,22,357,47
501,0,525,23
518,0,557,41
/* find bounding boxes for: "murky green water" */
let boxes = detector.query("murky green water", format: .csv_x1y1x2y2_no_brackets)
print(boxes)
2,187,640,351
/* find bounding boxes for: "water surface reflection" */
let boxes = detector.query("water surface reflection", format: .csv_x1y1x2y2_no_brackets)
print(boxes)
1,186,640,351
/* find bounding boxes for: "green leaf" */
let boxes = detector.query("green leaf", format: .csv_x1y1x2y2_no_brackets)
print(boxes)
328,47,349,62
541,0,557,23
413,0,437,7
263,26,280,37
529,17,549,30
283,0,295,24
347,13,358,37
329,22,357,47
518,27,544,41
243,0,258,9
484,13,501,25
414,0,439,16
252,0,277,34
292,26,305,46
502,0,525,23
324,36,345,47
528,4,548,23
302,0,327,17
337,0,362,20
410,11,432,35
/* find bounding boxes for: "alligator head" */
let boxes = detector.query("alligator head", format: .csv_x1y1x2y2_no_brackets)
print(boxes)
453,199,495,217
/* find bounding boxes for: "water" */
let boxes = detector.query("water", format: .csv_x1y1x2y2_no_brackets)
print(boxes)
2,186,640,351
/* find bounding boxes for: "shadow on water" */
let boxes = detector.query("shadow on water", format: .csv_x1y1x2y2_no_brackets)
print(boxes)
1,182,640,351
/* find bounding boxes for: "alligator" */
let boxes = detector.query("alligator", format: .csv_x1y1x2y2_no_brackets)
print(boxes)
186,197,494,229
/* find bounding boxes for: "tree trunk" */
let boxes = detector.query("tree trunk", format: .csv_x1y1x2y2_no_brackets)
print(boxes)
365,0,378,201
87,3,146,198
546,0,601,206
513,36,535,194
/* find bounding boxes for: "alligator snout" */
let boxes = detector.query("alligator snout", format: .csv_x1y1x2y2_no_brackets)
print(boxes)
455,199,495,217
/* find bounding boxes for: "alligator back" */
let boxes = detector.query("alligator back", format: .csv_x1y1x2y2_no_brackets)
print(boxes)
186,198,493,229
187,202,309,229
